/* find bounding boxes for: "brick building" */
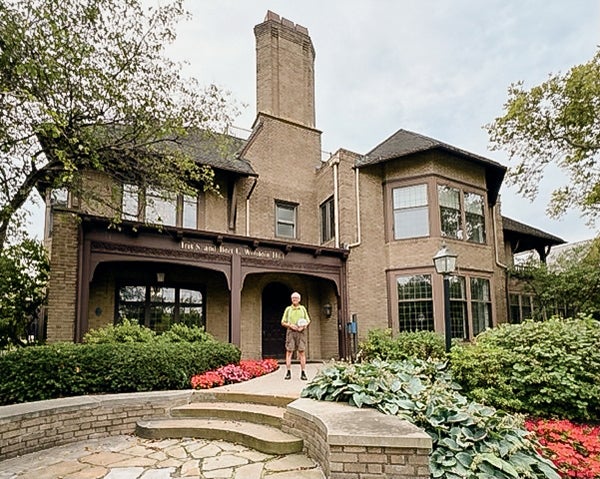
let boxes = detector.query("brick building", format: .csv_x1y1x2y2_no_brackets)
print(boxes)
41,11,563,359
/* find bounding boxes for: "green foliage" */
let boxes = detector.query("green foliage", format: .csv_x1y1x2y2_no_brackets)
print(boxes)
358,328,447,362
0,0,237,247
302,359,559,479
0,239,49,348
157,323,214,343
0,340,240,405
510,238,600,320
83,318,157,344
450,316,600,421
486,49,600,222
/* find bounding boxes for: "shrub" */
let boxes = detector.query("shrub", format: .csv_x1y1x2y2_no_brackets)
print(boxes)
157,323,214,343
358,328,447,362
525,419,600,479
302,359,559,478
83,318,157,344
450,315,600,421
0,340,240,405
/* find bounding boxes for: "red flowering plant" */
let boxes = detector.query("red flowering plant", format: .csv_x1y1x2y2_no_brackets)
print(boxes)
525,418,600,479
190,371,224,389
190,359,279,389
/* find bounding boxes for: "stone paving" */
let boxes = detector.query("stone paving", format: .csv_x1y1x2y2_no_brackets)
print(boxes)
0,435,325,479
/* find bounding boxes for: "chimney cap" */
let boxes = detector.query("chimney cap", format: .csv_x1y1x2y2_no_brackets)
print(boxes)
262,10,309,35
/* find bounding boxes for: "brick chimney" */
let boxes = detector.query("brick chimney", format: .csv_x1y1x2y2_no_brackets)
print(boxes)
254,11,316,128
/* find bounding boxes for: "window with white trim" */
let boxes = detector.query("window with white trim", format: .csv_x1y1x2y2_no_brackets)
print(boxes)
392,184,429,239
145,188,177,226
275,201,297,239
122,184,198,229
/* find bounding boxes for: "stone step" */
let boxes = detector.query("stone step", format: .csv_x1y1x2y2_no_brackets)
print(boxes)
135,418,303,455
190,390,294,408
171,402,285,428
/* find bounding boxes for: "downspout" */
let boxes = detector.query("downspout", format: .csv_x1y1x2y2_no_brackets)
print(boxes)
332,157,340,248
346,166,361,248
245,177,258,236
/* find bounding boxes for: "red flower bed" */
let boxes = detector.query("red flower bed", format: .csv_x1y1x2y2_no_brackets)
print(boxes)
190,359,279,390
526,418,600,478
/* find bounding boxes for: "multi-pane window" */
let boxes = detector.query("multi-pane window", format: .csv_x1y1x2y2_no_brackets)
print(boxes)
465,192,486,243
448,276,468,339
392,184,429,239
145,188,177,226
320,197,335,243
275,202,297,239
122,184,198,229
117,285,204,332
439,186,462,239
509,293,534,323
471,278,492,336
438,186,486,244
397,274,434,332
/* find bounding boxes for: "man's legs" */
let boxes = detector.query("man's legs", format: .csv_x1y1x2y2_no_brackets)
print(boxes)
284,349,293,379
298,350,307,380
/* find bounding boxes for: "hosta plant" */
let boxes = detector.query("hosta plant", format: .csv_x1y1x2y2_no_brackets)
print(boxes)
301,359,560,479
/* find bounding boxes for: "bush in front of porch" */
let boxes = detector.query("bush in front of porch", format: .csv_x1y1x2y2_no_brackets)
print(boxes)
0,322,240,406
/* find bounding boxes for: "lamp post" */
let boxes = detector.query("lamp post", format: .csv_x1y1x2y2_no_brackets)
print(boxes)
433,244,458,353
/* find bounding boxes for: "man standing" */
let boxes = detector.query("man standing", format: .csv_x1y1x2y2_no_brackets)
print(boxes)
281,291,310,380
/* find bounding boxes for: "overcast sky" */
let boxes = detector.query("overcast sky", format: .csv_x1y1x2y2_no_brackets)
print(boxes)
27,0,600,243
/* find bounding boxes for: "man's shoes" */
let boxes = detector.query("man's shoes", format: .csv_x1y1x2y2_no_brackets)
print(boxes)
300,371,307,381
284,370,291,380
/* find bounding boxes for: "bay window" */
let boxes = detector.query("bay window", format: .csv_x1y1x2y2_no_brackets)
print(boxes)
471,277,492,336
392,184,429,239
438,185,486,244
397,274,434,332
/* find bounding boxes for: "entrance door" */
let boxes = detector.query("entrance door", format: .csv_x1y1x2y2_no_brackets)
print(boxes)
262,282,292,359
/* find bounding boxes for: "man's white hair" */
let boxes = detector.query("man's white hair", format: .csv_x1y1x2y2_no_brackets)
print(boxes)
291,292,301,299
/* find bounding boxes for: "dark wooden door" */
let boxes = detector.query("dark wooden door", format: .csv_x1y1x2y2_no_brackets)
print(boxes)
262,282,291,359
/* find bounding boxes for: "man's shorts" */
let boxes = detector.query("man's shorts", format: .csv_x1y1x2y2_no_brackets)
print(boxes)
285,329,306,352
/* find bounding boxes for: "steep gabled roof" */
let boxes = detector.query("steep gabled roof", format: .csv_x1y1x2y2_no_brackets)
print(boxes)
357,129,506,205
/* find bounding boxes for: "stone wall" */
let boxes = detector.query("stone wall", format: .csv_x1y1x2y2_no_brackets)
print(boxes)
283,398,432,479
1,393,433,479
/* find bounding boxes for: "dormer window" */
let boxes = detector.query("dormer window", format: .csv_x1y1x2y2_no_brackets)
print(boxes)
122,183,198,229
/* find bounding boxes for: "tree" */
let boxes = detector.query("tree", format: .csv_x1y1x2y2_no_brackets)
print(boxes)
510,238,600,320
486,50,600,223
0,0,236,248
0,239,49,348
